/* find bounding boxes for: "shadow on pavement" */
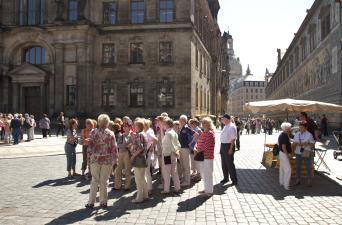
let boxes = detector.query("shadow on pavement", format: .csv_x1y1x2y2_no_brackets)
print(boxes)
32,177,80,188
177,195,211,212
45,193,169,225
235,168,342,200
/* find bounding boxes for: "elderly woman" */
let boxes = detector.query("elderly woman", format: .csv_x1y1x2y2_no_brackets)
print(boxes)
195,117,215,197
278,122,293,191
86,114,118,209
130,119,149,203
65,119,78,178
114,123,133,190
161,118,181,194
80,119,94,179
144,119,158,194
293,121,315,187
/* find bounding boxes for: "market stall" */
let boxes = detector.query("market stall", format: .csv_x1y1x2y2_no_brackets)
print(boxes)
244,98,342,177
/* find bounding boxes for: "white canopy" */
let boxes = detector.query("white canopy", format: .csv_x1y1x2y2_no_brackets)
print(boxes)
244,98,342,114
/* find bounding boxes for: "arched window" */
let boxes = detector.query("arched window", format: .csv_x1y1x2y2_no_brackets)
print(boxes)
19,0,45,25
24,46,46,64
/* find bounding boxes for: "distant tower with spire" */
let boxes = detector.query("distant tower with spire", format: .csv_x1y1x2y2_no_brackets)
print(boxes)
246,64,252,75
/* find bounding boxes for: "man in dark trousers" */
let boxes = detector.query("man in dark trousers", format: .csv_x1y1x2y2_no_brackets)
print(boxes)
220,114,238,185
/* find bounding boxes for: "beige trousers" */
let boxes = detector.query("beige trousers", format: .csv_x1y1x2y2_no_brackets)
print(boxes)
163,154,180,192
88,163,112,204
114,151,132,189
179,148,191,185
134,167,149,202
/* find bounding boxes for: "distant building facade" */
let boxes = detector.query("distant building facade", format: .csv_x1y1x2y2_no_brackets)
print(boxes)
265,0,342,125
228,66,266,117
0,0,228,119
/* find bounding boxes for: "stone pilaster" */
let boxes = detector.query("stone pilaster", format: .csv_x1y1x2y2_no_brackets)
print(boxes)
76,42,88,115
54,43,64,113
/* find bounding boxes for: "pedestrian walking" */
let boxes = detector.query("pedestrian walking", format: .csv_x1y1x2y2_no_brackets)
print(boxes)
86,114,118,209
10,114,21,145
56,112,65,137
161,117,181,194
65,119,78,178
29,115,36,140
130,119,149,203
195,117,215,197
219,114,238,185
114,123,133,190
178,115,195,187
278,122,293,191
293,122,315,187
320,114,328,137
80,119,94,179
39,114,51,138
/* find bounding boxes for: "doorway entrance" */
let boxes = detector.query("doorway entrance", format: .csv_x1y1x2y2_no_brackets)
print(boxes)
24,86,41,116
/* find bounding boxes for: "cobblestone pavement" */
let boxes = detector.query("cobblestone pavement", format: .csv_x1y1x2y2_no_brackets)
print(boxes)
0,131,342,225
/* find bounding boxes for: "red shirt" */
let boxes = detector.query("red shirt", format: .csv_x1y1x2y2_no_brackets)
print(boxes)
196,129,215,160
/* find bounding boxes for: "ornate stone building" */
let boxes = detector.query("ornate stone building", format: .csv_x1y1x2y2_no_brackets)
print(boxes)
266,0,342,125
0,0,228,119
228,66,266,117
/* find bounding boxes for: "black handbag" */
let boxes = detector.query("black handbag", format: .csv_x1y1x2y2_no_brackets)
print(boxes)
272,144,279,156
164,156,171,165
194,151,204,161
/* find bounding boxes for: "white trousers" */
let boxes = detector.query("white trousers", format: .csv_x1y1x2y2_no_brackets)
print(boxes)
279,151,291,189
89,163,112,204
162,154,180,192
179,148,191,185
145,151,153,191
199,159,214,193
134,167,149,202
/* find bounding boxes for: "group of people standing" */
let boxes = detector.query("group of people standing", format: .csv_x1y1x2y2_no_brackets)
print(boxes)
62,112,239,208
278,112,319,190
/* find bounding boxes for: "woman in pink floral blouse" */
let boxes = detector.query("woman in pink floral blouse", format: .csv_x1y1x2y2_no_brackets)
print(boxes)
85,114,118,209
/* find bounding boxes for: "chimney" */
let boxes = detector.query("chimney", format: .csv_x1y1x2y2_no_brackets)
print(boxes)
277,49,281,65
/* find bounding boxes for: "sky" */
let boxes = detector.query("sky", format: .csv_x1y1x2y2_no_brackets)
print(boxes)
218,0,315,76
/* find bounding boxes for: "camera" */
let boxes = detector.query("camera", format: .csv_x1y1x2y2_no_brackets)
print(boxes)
300,147,304,153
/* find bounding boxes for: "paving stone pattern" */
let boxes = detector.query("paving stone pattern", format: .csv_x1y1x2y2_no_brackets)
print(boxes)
0,132,342,225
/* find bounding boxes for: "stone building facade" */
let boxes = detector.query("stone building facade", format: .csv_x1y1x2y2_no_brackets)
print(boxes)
0,0,228,119
228,66,266,117
266,0,342,125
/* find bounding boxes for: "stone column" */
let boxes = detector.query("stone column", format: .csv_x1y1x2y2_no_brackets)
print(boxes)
76,43,87,116
48,72,55,116
54,43,64,114
12,83,19,113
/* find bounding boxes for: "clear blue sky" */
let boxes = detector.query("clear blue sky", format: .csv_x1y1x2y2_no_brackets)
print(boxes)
218,0,315,76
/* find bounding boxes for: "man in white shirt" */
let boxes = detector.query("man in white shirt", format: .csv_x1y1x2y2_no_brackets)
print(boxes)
220,114,238,185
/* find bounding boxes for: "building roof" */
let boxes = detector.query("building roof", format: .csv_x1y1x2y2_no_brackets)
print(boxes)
238,74,265,82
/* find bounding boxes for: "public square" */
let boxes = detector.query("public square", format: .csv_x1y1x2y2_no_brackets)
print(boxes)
0,131,342,225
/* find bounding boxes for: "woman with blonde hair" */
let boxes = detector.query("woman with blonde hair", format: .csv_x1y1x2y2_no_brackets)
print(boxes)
80,119,94,179
161,117,181,194
130,119,149,203
86,114,118,209
194,117,215,197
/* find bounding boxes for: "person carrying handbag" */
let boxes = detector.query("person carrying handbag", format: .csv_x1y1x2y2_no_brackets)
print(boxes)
161,118,181,194
194,117,215,197
293,121,315,187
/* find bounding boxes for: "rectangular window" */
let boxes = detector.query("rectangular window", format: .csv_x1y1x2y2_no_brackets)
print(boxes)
102,84,116,106
103,2,117,25
66,85,76,106
19,0,45,25
131,0,144,24
158,79,174,107
321,14,330,40
129,82,144,107
102,44,116,64
160,0,174,23
68,0,78,22
130,43,144,64
159,42,172,65
40,0,45,24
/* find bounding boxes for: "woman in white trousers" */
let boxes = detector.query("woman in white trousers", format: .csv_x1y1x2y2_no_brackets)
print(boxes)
278,122,293,191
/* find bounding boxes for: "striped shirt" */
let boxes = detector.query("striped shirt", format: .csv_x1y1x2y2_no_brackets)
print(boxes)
196,129,215,160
